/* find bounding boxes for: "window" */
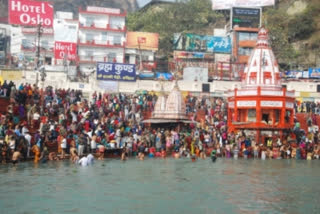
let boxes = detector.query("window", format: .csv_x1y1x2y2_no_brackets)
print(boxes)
248,109,256,122
86,33,94,43
101,32,107,42
85,17,94,27
45,57,51,65
238,32,258,41
108,53,116,62
86,50,94,56
109,17,122,29
238,47,253,56
113,36,121,45
22,39,34,49
41,40,49,50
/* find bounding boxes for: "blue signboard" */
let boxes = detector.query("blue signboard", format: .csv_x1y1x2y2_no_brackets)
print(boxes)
173,33,231,53
156,72,173,80
97,62,136,82
207,37,231,53
309,68,320,79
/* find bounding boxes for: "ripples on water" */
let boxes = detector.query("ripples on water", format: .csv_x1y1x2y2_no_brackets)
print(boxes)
0,158,319,214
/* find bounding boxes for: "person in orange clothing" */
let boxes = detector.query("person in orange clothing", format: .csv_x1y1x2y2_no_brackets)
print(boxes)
31,144,41,163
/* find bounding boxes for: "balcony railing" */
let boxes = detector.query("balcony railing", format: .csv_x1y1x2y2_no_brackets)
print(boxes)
78,55,115,64
79,23,126,32
78,39,125,48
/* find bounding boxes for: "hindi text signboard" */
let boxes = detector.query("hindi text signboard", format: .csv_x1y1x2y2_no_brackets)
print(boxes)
97,62,136,82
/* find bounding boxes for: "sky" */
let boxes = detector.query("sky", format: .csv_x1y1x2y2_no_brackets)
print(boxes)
137,0,179,7
137,0,152,7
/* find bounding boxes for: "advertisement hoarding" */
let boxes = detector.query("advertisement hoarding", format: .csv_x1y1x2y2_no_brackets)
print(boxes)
97,62,136,82
54,19,78,43
156,72,173,80
126,32,159,51
9,0,54,27
173,51,215,59
232,7,261,28
0,70,23,80
173,33,231,53
212,0,275,10
54,42,77,61
309,68,320,79
183,67,208,82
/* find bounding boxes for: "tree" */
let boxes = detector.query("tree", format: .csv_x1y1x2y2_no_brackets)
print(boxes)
126,0,222,58
263,8,299,69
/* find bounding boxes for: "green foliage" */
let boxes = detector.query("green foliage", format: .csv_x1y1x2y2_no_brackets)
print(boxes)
287,9,316,42
127,0,222,58
263,8,299,66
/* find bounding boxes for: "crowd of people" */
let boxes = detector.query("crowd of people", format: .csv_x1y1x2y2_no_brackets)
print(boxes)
0,81,320,166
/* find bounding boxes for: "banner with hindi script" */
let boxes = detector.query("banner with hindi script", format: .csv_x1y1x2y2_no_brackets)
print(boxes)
97,62,136,82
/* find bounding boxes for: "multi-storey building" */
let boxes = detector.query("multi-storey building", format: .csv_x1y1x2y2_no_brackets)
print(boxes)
77,6,126,74
15,25,54,69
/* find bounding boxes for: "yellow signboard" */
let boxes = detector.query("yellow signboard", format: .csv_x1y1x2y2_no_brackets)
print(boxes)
126,32,159,51
0,70,23,81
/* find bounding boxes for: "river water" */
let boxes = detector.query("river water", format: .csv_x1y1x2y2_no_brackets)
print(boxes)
0,158,319,214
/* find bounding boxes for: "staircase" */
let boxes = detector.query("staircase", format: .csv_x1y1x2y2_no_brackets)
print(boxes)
295,113,309,133
294,113,320,133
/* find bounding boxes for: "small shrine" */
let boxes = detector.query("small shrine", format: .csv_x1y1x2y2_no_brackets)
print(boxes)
143,81,191,126
227,28,295,142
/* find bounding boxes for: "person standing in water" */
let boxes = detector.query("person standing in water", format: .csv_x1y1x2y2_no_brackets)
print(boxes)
12,150,22,165
87,153,94,164
121,143,128,161
31,144,40,163
211,147,217,162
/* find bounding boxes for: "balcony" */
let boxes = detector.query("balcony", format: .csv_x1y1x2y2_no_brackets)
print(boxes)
79,23,126,32
78,39,125,48
21,45,53,53
78,55,114,64
22,28,54,35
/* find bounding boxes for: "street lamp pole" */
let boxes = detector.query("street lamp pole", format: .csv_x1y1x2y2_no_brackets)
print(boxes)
35,23,43,88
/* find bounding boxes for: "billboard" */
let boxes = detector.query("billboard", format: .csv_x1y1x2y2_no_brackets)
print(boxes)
156,72,173,80
54,19,78,43
97,62,136,82
54,42,77,61
309,68,320,79
212,0,275,10
9,0,54,27
173,33,231,53
232,7,261,28
173,51,214,59
0,70,23,80
126,32,159,51
183,67,208,82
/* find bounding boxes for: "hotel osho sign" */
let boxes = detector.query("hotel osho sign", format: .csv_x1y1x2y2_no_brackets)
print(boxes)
9,0,54,27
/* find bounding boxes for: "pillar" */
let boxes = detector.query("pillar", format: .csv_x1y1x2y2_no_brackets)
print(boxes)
256,87,261,125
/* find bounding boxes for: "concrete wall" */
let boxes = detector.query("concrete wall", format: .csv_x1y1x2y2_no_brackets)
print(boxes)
2,70,320,100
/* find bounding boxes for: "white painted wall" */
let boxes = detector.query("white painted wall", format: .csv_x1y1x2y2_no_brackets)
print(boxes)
3,70,320,100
